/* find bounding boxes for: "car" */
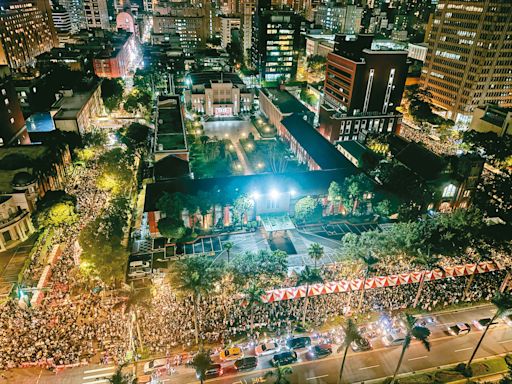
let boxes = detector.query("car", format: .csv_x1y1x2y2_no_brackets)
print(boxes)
382,330,406,346
129,260,150,269
128,269,150,279
271,351,298,367
309,344,332,359
219,347,244,361
286,336,312,350
204,364,223,379
351,337,372,352
143,358,167,374
447,323,471,336
473,318,500,331
255,342,280,356
234,357,258,371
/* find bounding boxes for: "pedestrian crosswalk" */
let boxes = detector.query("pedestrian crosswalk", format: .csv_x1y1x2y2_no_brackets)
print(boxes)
82,366,117,384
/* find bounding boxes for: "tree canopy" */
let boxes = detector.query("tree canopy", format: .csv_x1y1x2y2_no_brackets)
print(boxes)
33,191,78,229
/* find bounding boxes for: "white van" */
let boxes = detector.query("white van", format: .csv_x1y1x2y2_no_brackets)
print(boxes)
129,260,150,269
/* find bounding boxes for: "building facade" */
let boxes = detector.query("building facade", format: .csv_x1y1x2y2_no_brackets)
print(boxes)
0,0,57,70
318,34,408,143
184,72,253,117
240,0,255,60
420,0,512,124
0,195,35,252
251,8,301,81
0,66,30,146
469,105,512,137
314,3,362,34
220,16,240,48
83,0,109,29
93,32,136,78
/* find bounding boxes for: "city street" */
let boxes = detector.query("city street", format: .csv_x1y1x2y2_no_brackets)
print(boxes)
3,304,510,384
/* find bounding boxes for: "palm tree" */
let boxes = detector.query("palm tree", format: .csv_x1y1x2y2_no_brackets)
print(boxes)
224,241,234,263
296,266,324,328
337,319,362,384
308,243,324,269
412,248,441,308
244,283,265,333
391,314,431,383
264,365,293,384
192,349,213,384
465,292,512,372
167,256,220,344
356,253,379,313
108,363,137,384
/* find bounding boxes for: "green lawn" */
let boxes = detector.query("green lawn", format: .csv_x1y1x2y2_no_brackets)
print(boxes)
189,139,242,178
157,134,186,151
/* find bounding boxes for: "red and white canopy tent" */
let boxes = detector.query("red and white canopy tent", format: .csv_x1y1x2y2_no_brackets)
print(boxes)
260,261,505,304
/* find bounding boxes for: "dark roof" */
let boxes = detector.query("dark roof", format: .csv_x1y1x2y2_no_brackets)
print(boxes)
281,114,359,172
12,172,35,186
188,72,244,87
337,140,370,161
394,141,445,180
262,88,310,115
144,169,356,212
154,155,190,181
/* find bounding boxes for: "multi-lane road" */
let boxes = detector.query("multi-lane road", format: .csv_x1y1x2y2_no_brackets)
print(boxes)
2,304,511,384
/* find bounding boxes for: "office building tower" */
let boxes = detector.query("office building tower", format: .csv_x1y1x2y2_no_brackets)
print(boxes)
51,2,72,32
251,1,300,81
83,0,109,29
420,0,512,124
318,34,408,143
240,0,255,60
0,66,30,146
59,0,85,30
315,3,362,34
0,0,57,70
220,16,240,48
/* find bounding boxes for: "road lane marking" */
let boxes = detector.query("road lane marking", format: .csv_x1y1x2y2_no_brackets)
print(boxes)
455,347,473,353
359,365,380,370
306,374,329,380
499,340,512,344
84,366,116,374
408,356,428,361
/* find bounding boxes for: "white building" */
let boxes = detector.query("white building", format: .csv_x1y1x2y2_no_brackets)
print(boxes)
220,16,240,48
184,72,253,117
407,42,428,62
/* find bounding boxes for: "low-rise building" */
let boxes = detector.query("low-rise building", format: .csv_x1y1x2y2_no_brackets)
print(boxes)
184,72,253,117
470,105,512,137
259,87,315,129
93,31,137,78
407,42,428,63
336,140,374,168
305,34,335,57
0,195,35,252
51,80,103,136
154,96,189,163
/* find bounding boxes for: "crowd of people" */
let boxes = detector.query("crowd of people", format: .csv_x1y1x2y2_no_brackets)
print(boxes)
0,143,508,372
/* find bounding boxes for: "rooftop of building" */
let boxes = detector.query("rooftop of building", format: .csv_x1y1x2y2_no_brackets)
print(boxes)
281,114,359,172
144,169,357,212
337,140,371,161
52,80,101,120
333,34,408,61
261,88,311,116
0,144,49,193
155,96,187,152
188,72,245,88
154,155,190,181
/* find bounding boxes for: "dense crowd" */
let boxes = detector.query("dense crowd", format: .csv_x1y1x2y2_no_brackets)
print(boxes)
0,147,508,371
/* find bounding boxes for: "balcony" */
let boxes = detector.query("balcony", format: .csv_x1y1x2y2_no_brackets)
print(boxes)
0,209,28,230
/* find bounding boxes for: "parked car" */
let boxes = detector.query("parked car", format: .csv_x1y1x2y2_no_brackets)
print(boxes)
271,351,298,367
234,357,258,371
286,336,311,350
382,329,406,346
219,347,244,361
143,358,167,374
447,323,471,336
128,269,150,279
255,342,280,356
129,260,150,269
351,337,372,352
309,344,332,359
473,318,499,331
204,364,223,379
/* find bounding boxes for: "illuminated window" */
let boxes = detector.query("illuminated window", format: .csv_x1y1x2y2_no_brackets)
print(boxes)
442,184,457,198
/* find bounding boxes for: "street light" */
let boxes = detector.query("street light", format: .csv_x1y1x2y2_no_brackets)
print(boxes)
270,188,279,199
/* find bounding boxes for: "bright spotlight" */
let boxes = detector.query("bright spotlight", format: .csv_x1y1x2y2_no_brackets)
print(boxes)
250,191,261,200
290,188,296,197
270,188,279,199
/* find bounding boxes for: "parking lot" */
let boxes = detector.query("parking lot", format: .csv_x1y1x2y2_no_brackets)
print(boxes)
297,222,380,240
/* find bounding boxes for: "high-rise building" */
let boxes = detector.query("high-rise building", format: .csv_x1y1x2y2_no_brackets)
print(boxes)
240,0,255,59
59,0,85,30
251,1,300,81
420,0,512,124
83,0,109,29
220,16,240,48
314,2,362,34
318,34,408,143
0,0,58,70
0,66,30,146
51,2,72,32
